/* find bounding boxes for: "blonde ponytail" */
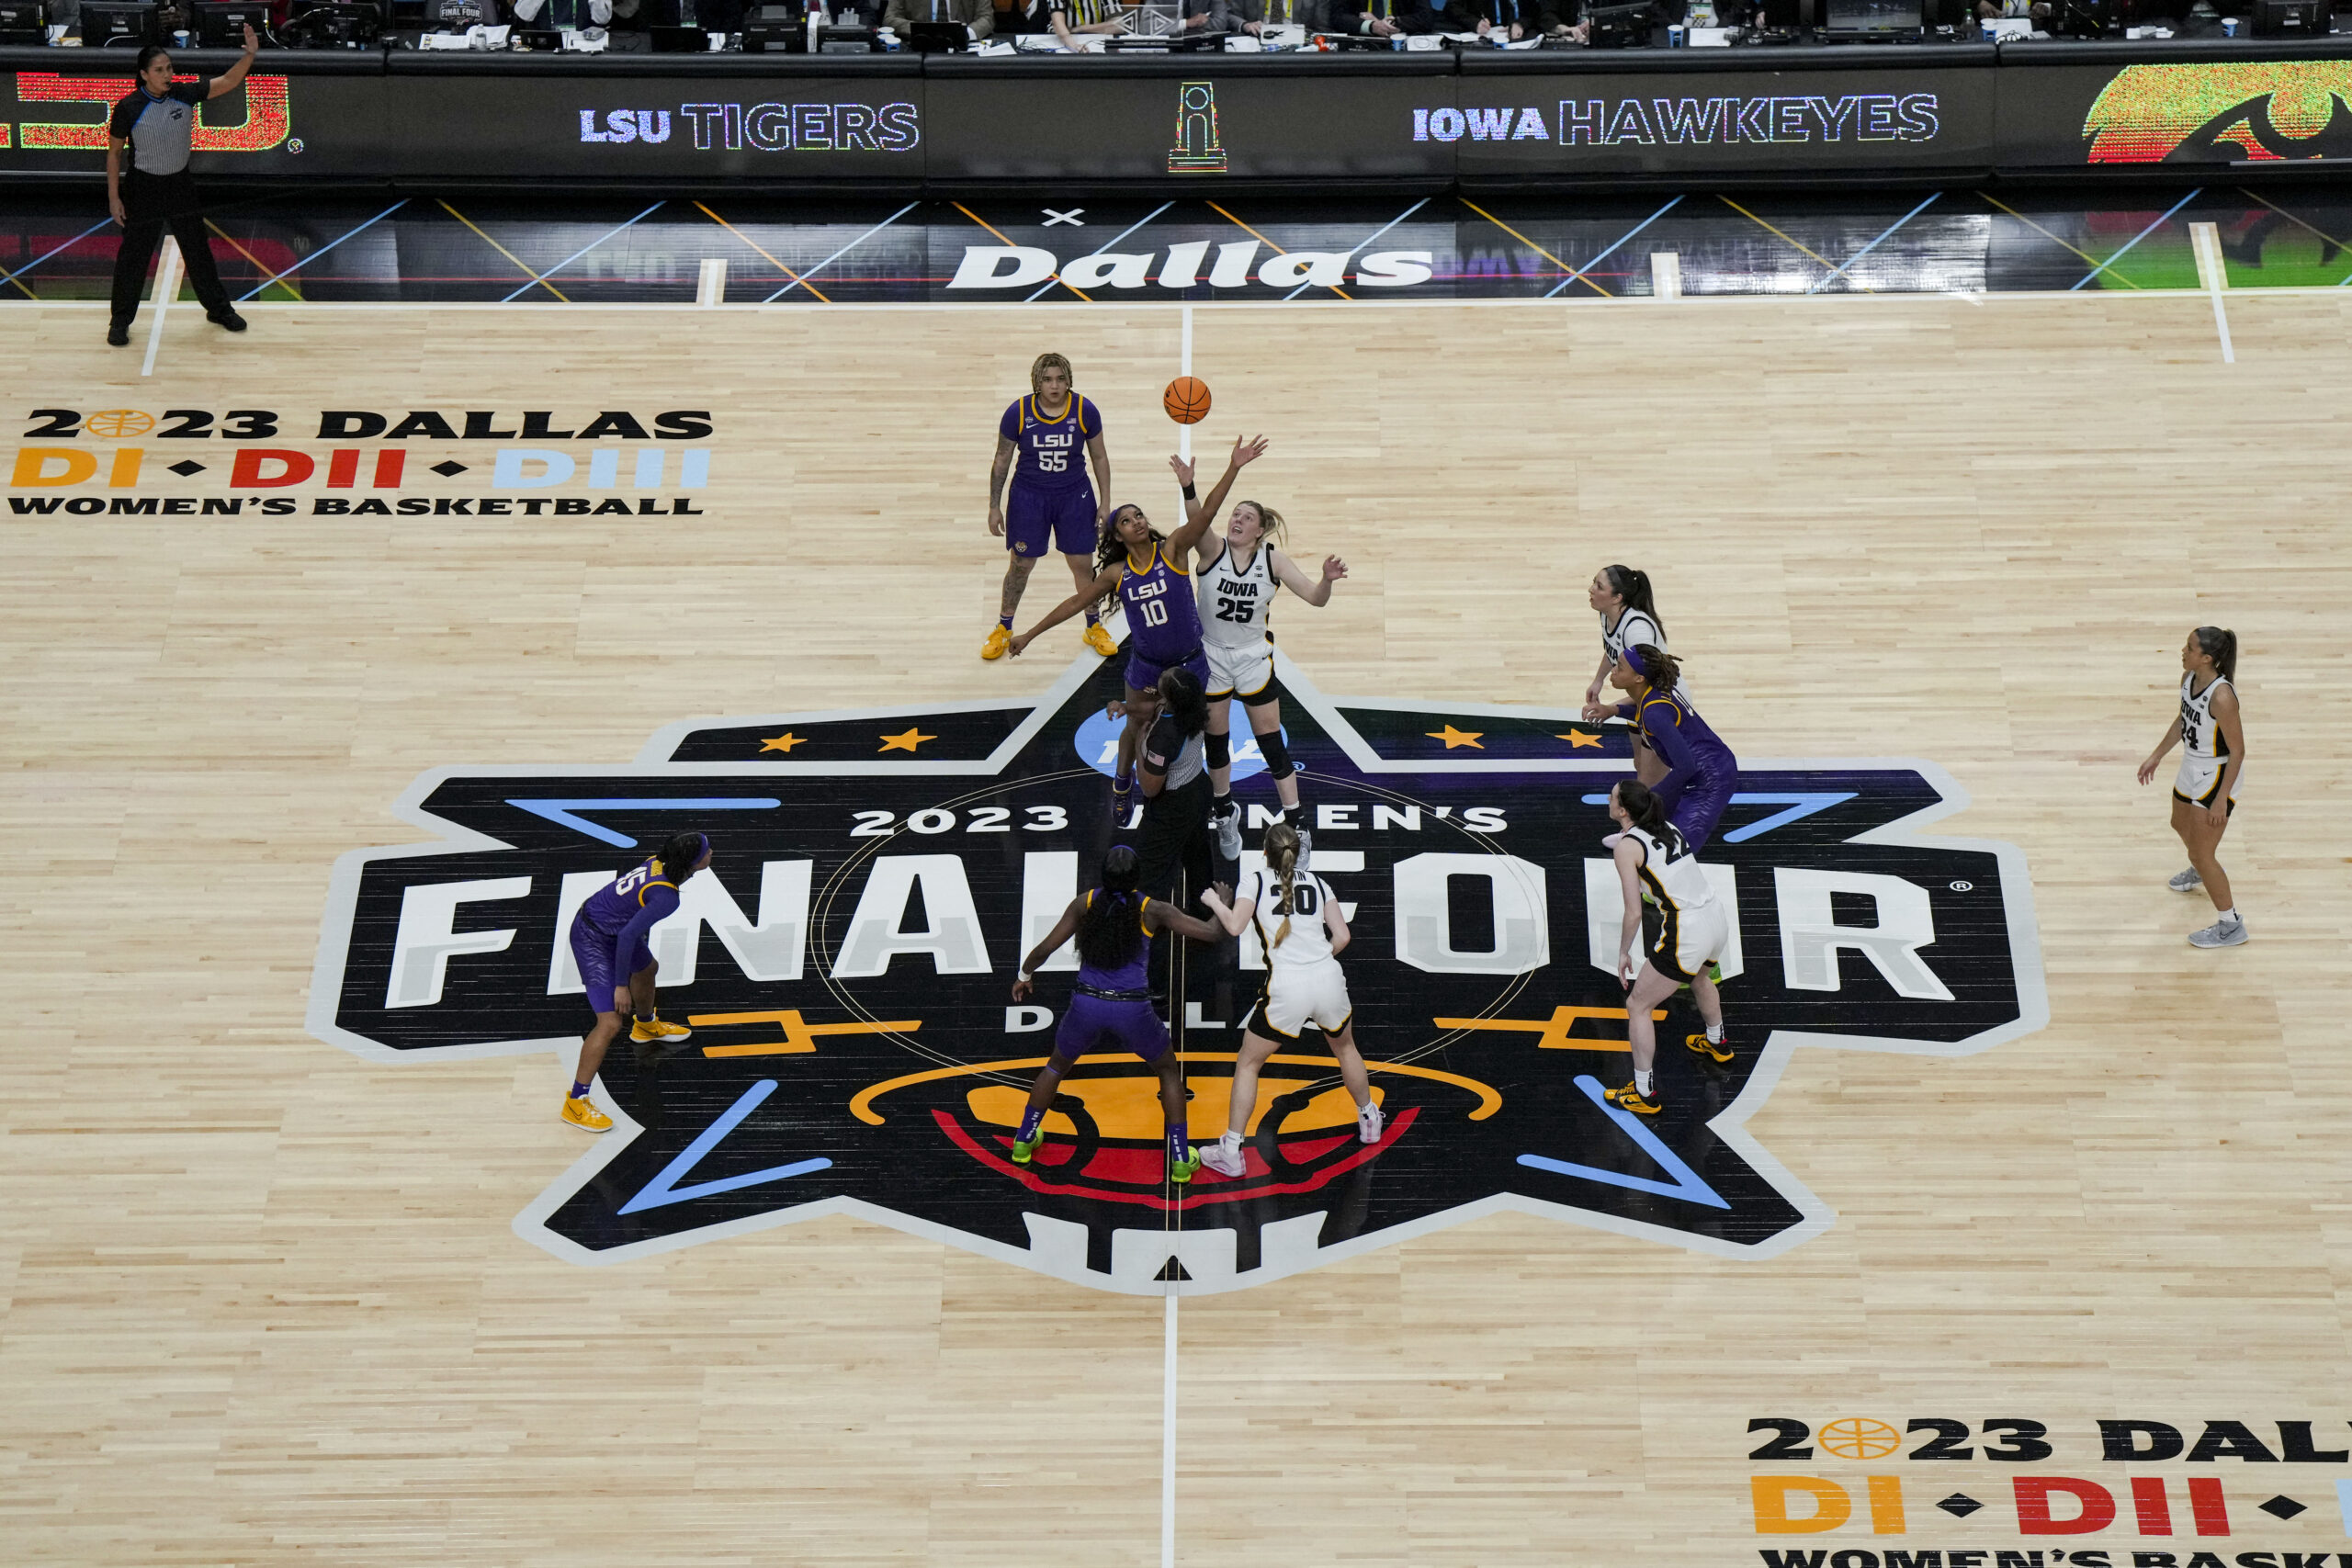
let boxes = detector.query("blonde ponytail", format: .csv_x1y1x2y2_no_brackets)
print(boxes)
1263,820,1301,950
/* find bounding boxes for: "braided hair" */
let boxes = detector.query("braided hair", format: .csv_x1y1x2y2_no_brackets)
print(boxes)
1627,643,1684,696
1076,844,1148,971
1261,819,1304,950
655,831,708,879
1094,504,1166,619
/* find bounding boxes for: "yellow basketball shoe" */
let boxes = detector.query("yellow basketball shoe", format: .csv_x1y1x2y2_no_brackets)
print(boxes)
562,1095,614,1132
1603,1080,1662,1116
1082,621,1118,659
982,625,1012,660
1685,1029,1734,1066
631,1016,693,1045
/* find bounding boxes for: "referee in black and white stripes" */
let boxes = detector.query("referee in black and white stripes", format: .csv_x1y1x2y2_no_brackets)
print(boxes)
104,26,259,347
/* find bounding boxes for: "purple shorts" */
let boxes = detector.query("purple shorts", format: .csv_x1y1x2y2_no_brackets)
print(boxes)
1125,645,1209,696
1053,992,1169,1064
1005,484,1098,558
1671,776,1736,853
570,911,651,1017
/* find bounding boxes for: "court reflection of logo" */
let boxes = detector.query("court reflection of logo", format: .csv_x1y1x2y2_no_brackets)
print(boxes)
2085,62,2352,163
309,651,2046,1296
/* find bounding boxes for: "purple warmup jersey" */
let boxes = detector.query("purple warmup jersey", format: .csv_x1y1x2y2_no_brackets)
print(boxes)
1000,394,1100,495
1118,545,1204,663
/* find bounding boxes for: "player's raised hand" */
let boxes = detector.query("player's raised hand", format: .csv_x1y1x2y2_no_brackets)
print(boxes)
1168,453,1196,491
1228,434,1268,469
1320,555,1348,582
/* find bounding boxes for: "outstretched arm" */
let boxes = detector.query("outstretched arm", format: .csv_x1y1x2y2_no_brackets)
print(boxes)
1011,566,1122,654
1168,434,1267,560
1148,896,1228,945
1012,895,1088,998
1197,885,1255,938
210,26,261,96
1272,548,1345,607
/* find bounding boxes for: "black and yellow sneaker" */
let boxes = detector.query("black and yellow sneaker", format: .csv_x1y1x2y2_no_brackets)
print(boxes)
1603,1080,1661,1116
1685,1030,1734,1066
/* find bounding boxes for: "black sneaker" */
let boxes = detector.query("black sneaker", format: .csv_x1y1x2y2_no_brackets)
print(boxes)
207,309,248,333
107,321,130,346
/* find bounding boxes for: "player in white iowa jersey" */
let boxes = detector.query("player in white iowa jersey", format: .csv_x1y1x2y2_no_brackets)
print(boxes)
1582,565,1671,784
1600,779,1732,1118
2137,626,2248,948
1193,819,1382,1176
1193,493,1346,863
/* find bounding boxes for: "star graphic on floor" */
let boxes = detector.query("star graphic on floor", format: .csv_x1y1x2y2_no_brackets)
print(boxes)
1426,725,1484,750
878,728,937,753
759,732,803,753
1558,730,1604,750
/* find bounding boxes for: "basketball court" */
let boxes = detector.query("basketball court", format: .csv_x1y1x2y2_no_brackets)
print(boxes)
4,221,2349,1566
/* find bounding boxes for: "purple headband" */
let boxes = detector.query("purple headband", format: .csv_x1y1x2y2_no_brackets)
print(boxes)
1623,645,1649,678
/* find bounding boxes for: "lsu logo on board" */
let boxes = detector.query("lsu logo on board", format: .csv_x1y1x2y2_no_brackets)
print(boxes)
309,650,2045,1294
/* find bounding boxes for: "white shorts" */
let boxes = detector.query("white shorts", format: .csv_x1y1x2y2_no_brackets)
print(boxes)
1650,900,1730,984
2173,755,2238,812
1252,958,1351,1042
1205,638,1275,703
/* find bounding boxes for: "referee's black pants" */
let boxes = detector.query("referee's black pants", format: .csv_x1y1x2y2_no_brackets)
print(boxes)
109,169,232,329
1136,773,1216,1010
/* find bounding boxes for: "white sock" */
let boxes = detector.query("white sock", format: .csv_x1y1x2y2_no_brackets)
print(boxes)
1705,1021,1724,1043
1634,1069,1654,1094
1220,1129,1241,1146
2218,908,2238,924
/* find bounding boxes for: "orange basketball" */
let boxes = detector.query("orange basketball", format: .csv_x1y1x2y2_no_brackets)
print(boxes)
1163,377,1211,425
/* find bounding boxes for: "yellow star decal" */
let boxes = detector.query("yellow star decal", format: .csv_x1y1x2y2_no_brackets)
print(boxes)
1558,730,1604,750
1426,725,1484,750
759,732,804,753
879,727,937,753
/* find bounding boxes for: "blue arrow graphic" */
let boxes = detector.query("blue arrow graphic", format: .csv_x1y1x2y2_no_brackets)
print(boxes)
618,1079,834,1215
1514,1075,1728,1210
506,795,782,849
1579,790,1854,842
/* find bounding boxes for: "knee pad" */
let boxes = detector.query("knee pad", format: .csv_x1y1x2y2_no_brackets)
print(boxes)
1205,729,1232,772
1257,728,1295,783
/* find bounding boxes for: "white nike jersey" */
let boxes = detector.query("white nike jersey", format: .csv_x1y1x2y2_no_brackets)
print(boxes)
1626,825,1715,916
2179,672,2233,760
1244,864,1338,969
1601,605,1666,669
1197,539,1278,652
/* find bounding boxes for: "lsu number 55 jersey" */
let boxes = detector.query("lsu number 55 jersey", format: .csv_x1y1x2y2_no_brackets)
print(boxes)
1196,540,1278,700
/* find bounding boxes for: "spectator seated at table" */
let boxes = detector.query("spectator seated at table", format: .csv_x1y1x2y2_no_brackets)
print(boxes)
1344,0,1431,33
511,0,611,26
1537,0,1588,39
1974,0,2051,23
885,0,996,35
1224,0,1321,28
1045,0,1133,44
1170,0,1228,28
1437,0,1534,33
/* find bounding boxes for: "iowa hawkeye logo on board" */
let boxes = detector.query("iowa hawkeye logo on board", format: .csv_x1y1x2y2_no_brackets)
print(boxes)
309,652,2045,1294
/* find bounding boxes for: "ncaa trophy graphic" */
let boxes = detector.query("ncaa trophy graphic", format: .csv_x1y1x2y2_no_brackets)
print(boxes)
1169,81,1229,174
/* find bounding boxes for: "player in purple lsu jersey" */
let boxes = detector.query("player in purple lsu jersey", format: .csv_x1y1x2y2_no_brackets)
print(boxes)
560,830,712,1132
1008,844,1230,1183
984,352,1120,663
1008,434,1267,809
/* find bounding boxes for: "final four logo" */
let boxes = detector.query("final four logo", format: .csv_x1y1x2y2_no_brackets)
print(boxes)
309,652,2045,1294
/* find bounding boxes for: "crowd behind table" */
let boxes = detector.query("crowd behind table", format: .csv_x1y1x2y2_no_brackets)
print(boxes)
16,0,2326,51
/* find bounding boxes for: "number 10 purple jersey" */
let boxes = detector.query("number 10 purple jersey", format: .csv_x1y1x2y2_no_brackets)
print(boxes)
1001,395,1101,495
